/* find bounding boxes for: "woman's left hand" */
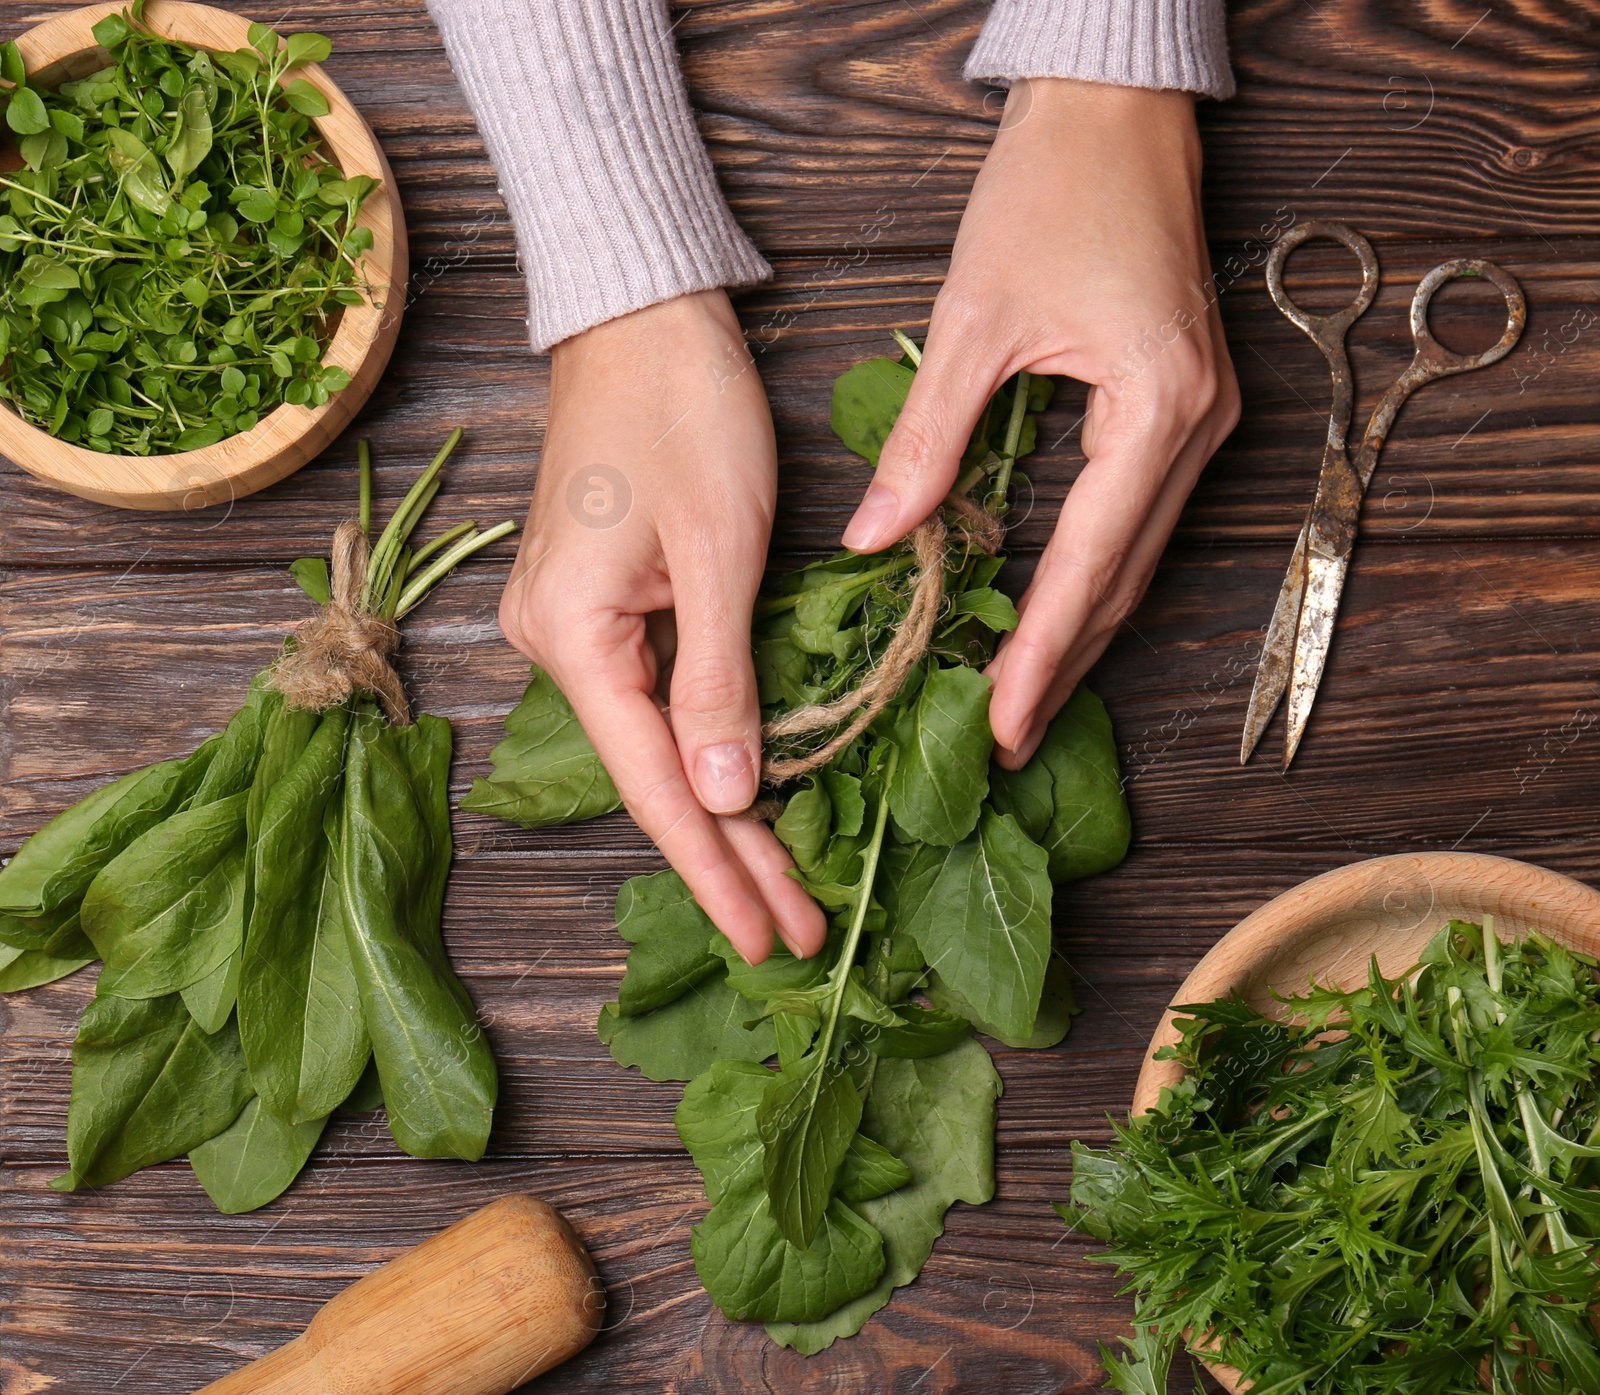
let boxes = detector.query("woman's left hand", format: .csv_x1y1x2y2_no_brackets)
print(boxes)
841,77,1240,768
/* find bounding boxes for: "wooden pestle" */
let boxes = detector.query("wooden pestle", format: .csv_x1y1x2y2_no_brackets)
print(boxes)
198,1194,603,1395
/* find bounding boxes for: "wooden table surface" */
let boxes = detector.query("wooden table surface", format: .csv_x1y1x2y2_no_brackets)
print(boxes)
2,2,1596,1391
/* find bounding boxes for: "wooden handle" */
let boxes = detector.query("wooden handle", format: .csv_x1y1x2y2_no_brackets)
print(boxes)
199,1195,603,1395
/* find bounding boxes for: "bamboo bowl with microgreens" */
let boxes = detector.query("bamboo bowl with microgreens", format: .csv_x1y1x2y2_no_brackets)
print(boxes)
0,1,406,510
1118,852,1600,1394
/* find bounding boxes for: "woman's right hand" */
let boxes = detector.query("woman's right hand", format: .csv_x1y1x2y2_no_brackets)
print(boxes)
498,290,826,965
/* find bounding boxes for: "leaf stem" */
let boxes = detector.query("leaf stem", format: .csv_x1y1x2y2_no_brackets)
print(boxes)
358,439,372,536
394,520,517,618
987,370,1031,514
891,329,922,366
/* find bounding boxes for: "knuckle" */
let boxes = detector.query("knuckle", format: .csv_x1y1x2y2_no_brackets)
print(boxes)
673,659,754,728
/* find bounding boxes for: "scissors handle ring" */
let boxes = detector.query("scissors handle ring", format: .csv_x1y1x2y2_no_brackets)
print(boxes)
1408,259,1527,380
1264,220,1380,348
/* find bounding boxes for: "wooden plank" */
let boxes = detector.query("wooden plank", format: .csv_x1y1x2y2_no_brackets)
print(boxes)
2,239,1598,563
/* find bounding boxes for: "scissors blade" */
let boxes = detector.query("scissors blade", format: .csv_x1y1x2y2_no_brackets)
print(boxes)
1283,546,1354,768
1240,518,1310,764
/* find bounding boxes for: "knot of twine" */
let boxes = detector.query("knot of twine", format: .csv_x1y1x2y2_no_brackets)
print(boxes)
760,494,1003,785
269,520,411,726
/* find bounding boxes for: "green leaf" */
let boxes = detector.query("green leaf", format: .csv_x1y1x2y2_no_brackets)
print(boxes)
830,357,913,466
339,708,496,1160
927,950,1076,1049
48,108,84,143
888,664,993,846
190,1095,326,1214
283,78,329,118
946,586,1019,634
1100,1326,1178,1395
0,754,209,918
0,41,26,90
990,686,1130,883
82,791,249,1000
0,902,90,954
234,185,278,224
91,13,131,47
0,940,95,992
767,1040,1001,1353
180,950,240,1034
868,1002,972,1059
885,809,1052,1043
834,1131,912,1203
241,707,369,1124
613,870,722,1017
6,86,48,136
597,976,775,1083
247,22,281,58
284,33,333,68
105,127,170,216
758,1052,866,1248
165,85,212,179
288,556,332,605
678,1061,886,1323
15,254,79,308
459,668,621,828
57,991,252,1190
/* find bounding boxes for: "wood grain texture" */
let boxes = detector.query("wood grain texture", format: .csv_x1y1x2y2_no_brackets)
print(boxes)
2,0,1598,1391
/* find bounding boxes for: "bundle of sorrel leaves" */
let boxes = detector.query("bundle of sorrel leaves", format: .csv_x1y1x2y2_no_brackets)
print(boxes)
0,435,513,1212
0,4,375,453
464,338,1133,1350
1070,921,1600,1395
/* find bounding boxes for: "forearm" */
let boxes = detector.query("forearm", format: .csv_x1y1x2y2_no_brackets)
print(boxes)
967,0,1234,99
426,0,770,352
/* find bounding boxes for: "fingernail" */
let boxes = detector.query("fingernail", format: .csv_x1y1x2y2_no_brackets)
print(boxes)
695,741,755,813
1012,719,1047,766
842,483,899,553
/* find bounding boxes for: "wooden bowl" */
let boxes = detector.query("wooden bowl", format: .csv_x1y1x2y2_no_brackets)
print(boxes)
1129,851,1600,1393
0,1,407,510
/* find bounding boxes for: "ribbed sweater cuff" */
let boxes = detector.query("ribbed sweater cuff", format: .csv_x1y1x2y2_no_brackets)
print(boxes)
966,0,1235,100
426,0,772,352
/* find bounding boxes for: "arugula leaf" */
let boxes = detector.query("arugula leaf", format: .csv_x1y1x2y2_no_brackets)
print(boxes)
679,1060,887,1323
991,687,1130,883
768,1040,1001,1353
886,809,1052,1043
598,977,775,1082
888,664,994,846
758,1052,865,1248
613,869,722,1016
460,668,621,828
830,357,914,465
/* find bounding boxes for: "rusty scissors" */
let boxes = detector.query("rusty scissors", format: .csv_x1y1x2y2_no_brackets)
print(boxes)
1240,220,1527,769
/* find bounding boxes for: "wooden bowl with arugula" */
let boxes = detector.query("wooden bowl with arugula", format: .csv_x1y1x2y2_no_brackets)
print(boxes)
0,1,405,510
1122,851,1600,1393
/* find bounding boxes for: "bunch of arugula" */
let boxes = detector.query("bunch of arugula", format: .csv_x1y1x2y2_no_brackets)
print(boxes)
0,433,515,1213
1071,921,1600,1395
463,337,1133,1350
0,4,375,454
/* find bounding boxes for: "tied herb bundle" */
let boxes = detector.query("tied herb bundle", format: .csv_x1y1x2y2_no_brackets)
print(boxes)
1070,921,1600,1395
0,4,376,454
0,432,515,1213
463,337,1133,1350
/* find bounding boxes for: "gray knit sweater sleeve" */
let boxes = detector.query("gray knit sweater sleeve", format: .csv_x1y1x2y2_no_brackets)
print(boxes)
967,0,1234,99
426,0,1233,352
425,0,772,352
